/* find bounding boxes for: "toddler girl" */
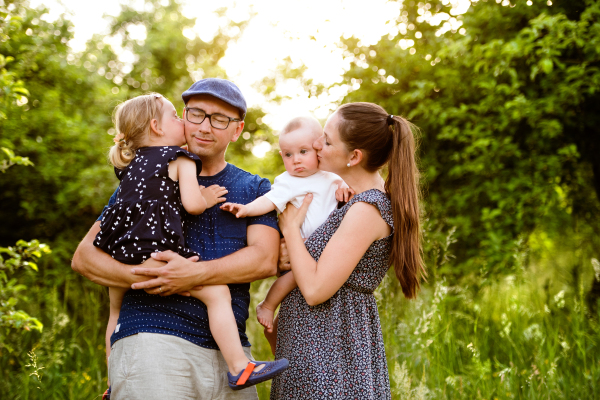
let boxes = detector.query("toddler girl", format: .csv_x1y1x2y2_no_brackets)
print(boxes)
95,93,288,395
221,116,350,351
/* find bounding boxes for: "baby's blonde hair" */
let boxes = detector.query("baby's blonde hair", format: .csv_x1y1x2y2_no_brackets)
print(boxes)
109,93,164,169
279,115,322,141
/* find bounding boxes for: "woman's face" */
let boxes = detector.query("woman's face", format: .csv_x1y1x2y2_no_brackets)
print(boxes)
313,111,350,175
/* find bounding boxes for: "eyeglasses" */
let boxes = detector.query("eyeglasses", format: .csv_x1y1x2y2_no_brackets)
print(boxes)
184,107,241,130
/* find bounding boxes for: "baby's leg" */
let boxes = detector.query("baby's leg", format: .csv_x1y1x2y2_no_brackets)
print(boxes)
257,271,297,333
190,285,257,376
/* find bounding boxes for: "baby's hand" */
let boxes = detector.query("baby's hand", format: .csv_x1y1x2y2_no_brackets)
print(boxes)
201,185,228,209
335,186,355,203
220,202,248,218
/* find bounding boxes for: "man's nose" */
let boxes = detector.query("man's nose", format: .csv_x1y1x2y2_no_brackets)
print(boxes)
196,116,212,132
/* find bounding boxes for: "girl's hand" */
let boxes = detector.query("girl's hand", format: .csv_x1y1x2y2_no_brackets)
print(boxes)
335,186,355,203
201,185,228,208
220,202,248,218
278,194,312,236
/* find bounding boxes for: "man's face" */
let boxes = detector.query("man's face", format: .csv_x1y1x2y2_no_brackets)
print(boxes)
183,94,244,160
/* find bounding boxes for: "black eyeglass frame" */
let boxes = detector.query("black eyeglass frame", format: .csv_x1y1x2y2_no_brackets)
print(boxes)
184,107,242,130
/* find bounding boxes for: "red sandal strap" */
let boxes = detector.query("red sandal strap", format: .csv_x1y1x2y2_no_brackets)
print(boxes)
236,362,256,385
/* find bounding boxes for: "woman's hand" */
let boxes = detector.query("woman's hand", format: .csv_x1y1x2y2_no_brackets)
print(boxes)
278,194,312,236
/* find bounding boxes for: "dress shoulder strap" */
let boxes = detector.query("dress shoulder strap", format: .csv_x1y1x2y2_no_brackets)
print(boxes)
344,189,394,233
163,147,203,176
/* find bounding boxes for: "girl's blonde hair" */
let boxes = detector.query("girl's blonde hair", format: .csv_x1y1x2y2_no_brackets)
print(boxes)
109,93,164,169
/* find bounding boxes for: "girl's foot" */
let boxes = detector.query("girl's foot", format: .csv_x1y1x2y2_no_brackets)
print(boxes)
256,300,275,332
227,359,289,391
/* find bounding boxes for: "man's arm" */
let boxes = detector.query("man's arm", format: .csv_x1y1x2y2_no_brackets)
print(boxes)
71,221,155,288
130,224,279,296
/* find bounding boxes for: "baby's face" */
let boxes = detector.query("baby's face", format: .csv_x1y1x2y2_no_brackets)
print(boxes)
279,127,320,177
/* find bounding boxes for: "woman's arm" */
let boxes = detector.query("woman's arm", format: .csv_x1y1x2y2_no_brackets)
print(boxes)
279,195,390,306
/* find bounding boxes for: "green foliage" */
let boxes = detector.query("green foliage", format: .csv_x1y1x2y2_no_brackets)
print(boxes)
337,0,600,279
375,221,600,400
1,146,33,172
0,239,49,352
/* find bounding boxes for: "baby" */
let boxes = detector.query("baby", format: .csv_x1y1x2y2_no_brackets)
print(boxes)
221,115,348,346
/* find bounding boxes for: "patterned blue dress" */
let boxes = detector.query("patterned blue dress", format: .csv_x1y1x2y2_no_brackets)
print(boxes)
271,189,393,399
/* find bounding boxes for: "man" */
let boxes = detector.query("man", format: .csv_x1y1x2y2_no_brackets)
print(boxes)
72,78,279,400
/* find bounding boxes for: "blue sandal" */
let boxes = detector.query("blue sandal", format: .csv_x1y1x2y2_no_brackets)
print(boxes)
227,359,289,391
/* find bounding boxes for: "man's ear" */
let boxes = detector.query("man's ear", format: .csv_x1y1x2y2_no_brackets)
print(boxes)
230,121,244,143
150,118,162,136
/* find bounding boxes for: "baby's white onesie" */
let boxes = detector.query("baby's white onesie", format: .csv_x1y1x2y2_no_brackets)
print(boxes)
265,170,343,239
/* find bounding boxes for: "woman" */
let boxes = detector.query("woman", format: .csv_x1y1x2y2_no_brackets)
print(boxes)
270,102,426,399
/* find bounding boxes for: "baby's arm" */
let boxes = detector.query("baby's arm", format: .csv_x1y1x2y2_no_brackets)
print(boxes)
221,196,276,218
256,271,297,332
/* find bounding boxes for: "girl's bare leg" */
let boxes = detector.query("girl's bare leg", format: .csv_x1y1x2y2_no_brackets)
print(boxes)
190,285,265,375
107,287,127,386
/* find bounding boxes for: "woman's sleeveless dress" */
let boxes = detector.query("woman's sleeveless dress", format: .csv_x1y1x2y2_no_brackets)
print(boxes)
94,146,202,264
271,189,393,400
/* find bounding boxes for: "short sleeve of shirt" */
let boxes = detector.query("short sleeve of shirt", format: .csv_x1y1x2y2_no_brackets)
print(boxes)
247,177,279,232
264,174,294,213
96,187,119,222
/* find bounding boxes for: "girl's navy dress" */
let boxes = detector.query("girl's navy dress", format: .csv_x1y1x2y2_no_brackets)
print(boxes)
94,146,202,264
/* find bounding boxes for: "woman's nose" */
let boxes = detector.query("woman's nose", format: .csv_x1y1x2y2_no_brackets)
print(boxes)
313,137,323,150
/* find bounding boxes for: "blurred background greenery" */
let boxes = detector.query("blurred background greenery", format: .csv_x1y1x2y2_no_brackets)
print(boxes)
1,0,599,398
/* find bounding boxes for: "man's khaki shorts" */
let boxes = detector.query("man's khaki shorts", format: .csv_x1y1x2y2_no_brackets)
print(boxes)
108,333,259,400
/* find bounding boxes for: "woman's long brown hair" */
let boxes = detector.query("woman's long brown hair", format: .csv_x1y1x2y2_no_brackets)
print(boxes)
337,102,425,299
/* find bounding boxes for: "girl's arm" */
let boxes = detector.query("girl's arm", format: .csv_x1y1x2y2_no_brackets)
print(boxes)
170,156,208,215
220,196,276,218
279,195,390,306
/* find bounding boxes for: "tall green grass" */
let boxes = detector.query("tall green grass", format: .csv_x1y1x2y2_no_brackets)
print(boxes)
3,230,600,399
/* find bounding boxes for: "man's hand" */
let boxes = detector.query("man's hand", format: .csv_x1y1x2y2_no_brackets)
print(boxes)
201,185,228,209
220,202,249,218
130,251,202,296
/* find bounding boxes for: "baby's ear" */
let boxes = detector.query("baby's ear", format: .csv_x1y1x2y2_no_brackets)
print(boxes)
279,150,282,157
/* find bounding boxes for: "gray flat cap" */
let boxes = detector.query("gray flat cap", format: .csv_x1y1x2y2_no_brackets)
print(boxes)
181,78,247,120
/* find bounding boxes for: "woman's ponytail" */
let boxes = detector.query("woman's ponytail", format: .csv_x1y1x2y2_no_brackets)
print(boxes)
107,93,164,169
385,116,425,299
337,102,426,299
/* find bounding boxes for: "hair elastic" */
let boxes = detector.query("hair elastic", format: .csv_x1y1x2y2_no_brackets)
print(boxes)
386,114,395,126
